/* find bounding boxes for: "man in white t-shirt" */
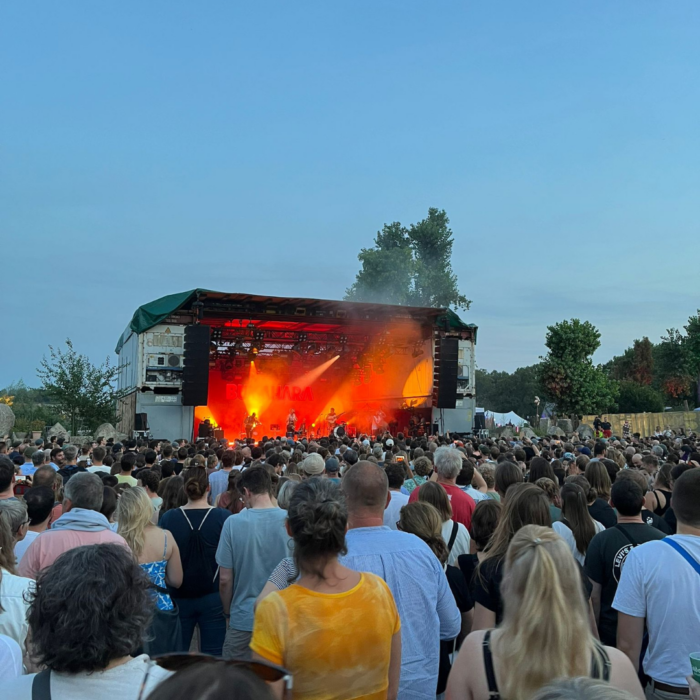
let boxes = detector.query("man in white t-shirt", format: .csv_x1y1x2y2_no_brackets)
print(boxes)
383,463,409,530
614,467,700,697
86,446,110,474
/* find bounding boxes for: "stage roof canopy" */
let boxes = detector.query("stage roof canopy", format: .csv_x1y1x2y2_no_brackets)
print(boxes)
116,289,476,354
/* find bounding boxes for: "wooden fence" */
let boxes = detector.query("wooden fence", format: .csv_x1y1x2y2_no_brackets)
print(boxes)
581,411,700,437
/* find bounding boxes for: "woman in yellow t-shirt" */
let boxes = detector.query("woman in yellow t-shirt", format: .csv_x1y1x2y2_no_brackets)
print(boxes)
251,478,401,700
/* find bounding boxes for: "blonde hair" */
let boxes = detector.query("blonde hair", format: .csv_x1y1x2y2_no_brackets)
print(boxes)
585,461,611,502
495,525,604,700
116,487,154,558
398,502,449,564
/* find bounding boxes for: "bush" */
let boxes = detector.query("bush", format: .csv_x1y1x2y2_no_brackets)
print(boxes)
617,381,665,413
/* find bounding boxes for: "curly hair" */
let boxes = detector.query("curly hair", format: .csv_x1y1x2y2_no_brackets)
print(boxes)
27,544,153,674
288,477,347,579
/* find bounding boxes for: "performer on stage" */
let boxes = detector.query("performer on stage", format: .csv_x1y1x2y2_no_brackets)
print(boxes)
286,408,297,436
326,408,338,435
244,412,259,440
371,409,386,436
198,418,213,439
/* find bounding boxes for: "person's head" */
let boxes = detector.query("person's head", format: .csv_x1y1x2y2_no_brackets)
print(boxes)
412,456,433,478
481,483,551,564
385,462,405,490
610,472,645,517
534,477,560,507
478,464,496,490
221,450,236,470
120,451,136,474
498,525,602,700
593,442,606,457
323,457,340,478
654,462,674,490
584,461,611,502
32,465,57,490
417,481,452,522
288,478,347,578
398,502,448,564
559,483,597,555
146,664,276,700
27,544,153,674
531,677,639,700
672,467,700,530
116,487,154,557
59,445,76,465
456,461,475,488
342,461,389,519
159,475,186,514
0,455,15,494
100,486,118,523
529,457,557,484
641,454,658,475
144,449,158,466
92,446,106,464
237,466,273,503
24,486,55,527
137,468,160,496
63,472,104,512
182,466,209,502
177,447,188,461
434,446,462,482
301,453,325,478
31,449,46,468
0,498,28,543
277,479,299,510
471,499,502,552
494,461,524,500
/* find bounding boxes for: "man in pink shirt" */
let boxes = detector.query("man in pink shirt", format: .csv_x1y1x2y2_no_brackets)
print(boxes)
19,472,128,579
408,446,476,529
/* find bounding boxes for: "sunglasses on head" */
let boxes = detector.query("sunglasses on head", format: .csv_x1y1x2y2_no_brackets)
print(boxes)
137,653,292,700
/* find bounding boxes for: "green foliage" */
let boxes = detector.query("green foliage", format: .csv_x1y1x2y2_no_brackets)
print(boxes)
617,381,665,413
345,208,471,310
37,339,121,434
538,319,618,415
0,380,62,434
475,365,540,418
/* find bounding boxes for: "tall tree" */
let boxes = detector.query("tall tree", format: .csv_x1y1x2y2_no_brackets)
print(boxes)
538,319,618,415
37,339,121,434
345,208,470,310
684,310,700,404
654,328,694,402
475,365,540,418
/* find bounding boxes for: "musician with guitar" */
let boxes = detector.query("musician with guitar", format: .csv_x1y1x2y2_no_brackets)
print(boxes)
244,412,259,440
326,408,338,435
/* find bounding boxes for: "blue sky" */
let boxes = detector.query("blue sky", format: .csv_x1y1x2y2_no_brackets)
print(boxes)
2,1,699,388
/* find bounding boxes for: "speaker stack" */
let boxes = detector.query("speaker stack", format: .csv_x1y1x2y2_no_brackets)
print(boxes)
182,325,211,406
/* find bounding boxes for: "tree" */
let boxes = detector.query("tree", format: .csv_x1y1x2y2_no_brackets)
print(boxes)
37,339,121,434
617,381,665,413
684,310,700,404
538,319,618,415
0,381,62,433
345,208,471,310
475,365,540,418
654,328,694,402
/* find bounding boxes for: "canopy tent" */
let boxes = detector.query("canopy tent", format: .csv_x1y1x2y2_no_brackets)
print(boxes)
484,410,528,428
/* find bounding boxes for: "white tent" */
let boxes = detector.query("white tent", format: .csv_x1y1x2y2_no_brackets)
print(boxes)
484,410,527,428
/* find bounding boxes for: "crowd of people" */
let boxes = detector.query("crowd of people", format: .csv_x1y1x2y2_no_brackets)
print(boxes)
0,427,699,700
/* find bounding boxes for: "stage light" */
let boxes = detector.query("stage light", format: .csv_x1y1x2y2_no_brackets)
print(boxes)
247,320,255,329
254,330,265,341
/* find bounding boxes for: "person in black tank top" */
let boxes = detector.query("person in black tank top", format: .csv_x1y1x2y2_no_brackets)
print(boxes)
446,525,644,700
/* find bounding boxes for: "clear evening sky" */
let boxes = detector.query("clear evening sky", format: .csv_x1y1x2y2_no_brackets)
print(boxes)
2,1,699,388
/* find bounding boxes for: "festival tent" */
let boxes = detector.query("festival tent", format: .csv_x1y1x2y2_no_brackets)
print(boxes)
484,410,527,427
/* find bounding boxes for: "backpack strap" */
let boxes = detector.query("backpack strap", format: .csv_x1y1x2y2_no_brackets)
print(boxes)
447,521,459,553
615,524,641,548
482,630,500,699
32,669,52,700
663,538,700,575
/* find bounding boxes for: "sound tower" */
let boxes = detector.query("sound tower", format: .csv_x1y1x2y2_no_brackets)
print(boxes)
436,337,459,409
182,325,211,406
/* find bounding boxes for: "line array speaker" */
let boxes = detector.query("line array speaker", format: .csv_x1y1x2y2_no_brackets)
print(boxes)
435,337,458,409
182,325,211,406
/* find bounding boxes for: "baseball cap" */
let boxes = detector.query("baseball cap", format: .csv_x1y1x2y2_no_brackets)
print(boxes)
385,439,394,447
578,446,592,457
343,449,358,466
563,452,575,461
302,454,325,476
325,457,340,473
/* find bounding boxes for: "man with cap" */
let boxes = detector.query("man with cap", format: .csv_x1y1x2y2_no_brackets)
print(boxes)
301,453,325,479
323,457,341,484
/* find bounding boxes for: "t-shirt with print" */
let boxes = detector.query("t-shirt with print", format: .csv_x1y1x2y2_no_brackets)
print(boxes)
251,572,400,700
215,507,291,632
408,482,475,529
584,523,665,647
640,508,672,535
613,534,700,687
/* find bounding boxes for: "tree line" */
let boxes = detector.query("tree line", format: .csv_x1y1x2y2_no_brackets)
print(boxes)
477,312,700,418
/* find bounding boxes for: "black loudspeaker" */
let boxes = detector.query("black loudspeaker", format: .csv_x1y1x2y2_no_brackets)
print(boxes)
474,412,486,430
135,413,149,431
182,325,211,406
436,337,459,409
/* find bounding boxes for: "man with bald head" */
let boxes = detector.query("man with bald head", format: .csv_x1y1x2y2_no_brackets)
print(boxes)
341,461,460,700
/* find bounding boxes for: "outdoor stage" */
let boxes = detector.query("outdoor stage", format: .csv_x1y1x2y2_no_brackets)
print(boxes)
115,290,477,441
